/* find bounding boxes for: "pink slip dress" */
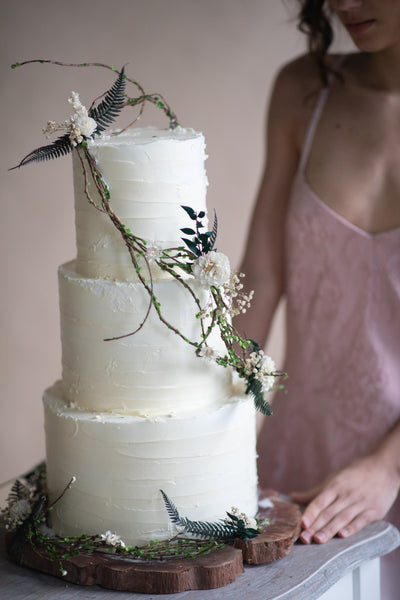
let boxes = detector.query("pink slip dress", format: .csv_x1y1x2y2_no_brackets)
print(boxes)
256,68,400,599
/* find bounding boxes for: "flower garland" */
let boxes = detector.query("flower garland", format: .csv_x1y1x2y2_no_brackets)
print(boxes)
10,59,285,414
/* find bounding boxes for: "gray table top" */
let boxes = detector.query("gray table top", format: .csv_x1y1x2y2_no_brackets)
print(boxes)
1,521,399,600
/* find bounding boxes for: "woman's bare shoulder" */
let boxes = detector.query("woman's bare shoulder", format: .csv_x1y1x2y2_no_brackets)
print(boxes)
273,54,323,105
269,54,344,145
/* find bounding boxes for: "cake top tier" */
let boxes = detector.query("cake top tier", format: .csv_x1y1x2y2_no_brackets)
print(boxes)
89,125,202,145
74,126,208,281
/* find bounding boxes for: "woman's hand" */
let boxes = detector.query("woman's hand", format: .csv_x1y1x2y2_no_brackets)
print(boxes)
291,453,400,544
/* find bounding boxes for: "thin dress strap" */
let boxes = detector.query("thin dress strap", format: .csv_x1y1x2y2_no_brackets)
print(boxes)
298,56,345,174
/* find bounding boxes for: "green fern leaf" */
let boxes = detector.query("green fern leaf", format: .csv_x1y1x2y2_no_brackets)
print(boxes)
160,490,259,541
160,490,181,523
208,209,218,252
90,66,126,132
246,378,273,416
10,134,73,169
8,480,27,503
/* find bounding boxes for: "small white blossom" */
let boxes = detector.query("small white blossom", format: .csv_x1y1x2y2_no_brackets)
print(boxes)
192,252,230,287
100,530,126,548
198,346,219,362
144,242,163,263
244,350,277,393
8,499,31,527
228,507,258,529
42,91,97,147
42,120,57,137
218,272,254,318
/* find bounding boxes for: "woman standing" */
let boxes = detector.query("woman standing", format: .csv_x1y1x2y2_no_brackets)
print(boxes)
239,1,400,597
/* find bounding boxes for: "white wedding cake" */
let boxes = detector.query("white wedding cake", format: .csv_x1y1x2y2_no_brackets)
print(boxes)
43,126,258,546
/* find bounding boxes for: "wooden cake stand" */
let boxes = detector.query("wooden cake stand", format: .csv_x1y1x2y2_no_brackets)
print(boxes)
7,492,302,594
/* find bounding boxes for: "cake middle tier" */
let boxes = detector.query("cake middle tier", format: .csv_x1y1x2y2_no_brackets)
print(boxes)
59,261,231,414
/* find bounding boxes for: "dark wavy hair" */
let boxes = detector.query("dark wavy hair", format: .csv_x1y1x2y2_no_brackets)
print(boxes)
297,0,334,84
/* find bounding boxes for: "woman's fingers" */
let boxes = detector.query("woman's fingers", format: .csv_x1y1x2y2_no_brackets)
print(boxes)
337,509,375,539
298,485,339,530
310,500,368,543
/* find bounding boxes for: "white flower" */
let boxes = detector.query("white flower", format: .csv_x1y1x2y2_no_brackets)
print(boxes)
220,272,254,317
144,242,163,263
198,346,219,362
9,499,31,526
68,96,97,145
243,515,258,529
42,120,57,137
228,507,258,529
70,113,97,141
100,530,126,548
43,92,98,147
244,350,277,393
68,91,83,112
192,252,231,287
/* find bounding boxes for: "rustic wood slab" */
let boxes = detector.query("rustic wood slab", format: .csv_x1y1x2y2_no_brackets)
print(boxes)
6,537,244,594
6,496,302,593
236,494,302,564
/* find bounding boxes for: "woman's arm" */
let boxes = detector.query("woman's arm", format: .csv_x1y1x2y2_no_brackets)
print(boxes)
236,59,309,347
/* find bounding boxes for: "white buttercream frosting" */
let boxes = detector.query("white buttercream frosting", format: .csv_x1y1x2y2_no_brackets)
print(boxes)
59,260,231,414
44,384,258,546
74,126,208,281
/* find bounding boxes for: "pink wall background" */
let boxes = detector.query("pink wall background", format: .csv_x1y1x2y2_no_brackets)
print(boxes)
0,0,351,492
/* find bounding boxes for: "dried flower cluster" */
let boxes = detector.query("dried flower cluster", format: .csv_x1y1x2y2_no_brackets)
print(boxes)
244,350,277,394
195,272,254,322
222,273,254,316
0,463,47,530
227,507,258,530
43,92,97,147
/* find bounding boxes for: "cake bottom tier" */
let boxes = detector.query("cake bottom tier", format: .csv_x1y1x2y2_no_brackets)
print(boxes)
43,383,258,547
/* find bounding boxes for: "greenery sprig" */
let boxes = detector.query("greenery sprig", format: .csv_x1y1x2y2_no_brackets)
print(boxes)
160,490,261,544
10,59,178,129
181,205,218,256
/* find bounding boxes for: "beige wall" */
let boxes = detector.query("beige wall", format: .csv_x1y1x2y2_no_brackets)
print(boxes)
0,0,351,489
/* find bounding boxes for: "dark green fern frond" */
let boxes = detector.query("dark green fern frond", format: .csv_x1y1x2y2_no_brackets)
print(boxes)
10,134,73,170
246,378,273,416
161,489,181,523
90,66,126,132
8,480,27,503
160,490,259,542
208,210,218,252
